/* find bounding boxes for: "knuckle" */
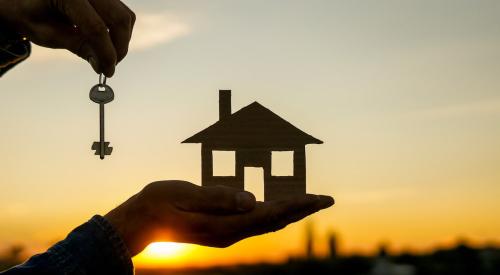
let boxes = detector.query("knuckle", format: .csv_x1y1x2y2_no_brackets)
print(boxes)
142,181,164,195
111,11,133,27
85,22,108,37
130,11,136,25
143,181,159,192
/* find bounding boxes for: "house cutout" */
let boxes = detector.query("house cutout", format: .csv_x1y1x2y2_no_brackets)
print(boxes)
182,90,323,201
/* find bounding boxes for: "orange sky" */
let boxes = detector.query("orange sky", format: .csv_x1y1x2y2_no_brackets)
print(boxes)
1,0,500,269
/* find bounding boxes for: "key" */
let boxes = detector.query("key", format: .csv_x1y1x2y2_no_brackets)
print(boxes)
89,74,114,159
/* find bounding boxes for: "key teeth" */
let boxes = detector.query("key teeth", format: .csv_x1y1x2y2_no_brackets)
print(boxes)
91,142,113,156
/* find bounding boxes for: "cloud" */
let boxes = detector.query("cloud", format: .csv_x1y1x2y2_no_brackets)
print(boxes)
29,11,191,62
129,12,191,51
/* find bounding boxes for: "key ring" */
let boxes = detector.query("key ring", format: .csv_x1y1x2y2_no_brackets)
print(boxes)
99,73,107,85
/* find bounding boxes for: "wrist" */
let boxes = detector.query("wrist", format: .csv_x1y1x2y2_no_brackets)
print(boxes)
91,215,134,270
105,195,147,256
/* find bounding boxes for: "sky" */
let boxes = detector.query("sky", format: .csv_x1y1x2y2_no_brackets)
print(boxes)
1,0,500,269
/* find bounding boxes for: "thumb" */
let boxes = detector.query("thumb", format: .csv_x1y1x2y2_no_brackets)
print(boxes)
179,185,257,214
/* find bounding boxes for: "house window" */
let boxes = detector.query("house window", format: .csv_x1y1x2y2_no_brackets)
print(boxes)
271,151,294,176
213,151,236,176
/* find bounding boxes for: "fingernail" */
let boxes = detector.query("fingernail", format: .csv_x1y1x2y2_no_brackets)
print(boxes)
236,192,255,211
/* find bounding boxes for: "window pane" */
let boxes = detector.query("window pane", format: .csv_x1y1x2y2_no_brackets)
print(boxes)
271,151,294,176
213,151,236,176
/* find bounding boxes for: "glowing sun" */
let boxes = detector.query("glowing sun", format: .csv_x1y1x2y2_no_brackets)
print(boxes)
133,242,192,267
143,242,186,258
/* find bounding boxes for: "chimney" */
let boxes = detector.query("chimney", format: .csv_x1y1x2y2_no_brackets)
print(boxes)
219,90,231,120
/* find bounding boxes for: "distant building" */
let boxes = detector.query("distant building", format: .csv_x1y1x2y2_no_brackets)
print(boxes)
305,222,314,259
371,245,415,275
328,231,338,260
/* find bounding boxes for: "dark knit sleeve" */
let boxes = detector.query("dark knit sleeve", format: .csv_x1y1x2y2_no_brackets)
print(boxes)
0,216,134,275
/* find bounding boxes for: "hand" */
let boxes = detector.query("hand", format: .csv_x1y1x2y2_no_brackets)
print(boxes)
105,181,334,256
0,0,136,77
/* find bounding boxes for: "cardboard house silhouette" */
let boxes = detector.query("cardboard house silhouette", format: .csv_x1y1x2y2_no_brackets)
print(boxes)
182,90,323,201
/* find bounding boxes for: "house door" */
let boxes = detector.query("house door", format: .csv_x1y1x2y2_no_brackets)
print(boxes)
244,167,264,201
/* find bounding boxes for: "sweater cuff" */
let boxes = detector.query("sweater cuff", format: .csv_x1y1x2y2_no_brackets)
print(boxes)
92,215,134,273
46,215,134,275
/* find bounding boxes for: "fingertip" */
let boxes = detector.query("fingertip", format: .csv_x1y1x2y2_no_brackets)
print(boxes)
102,57,116,78
318,195,335,208
116,47,129,64
88,56,115,77
104,66,115,78
97,49,117,78
236,191,256,211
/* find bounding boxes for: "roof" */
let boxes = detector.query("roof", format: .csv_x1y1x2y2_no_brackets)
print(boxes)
182,102,323,147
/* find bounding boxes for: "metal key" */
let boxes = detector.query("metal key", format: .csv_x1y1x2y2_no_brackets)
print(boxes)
90,74,114,159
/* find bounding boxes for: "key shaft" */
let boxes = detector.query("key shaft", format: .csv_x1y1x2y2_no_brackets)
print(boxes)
99,103,105,159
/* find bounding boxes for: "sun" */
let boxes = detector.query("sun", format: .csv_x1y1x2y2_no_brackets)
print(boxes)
133,242,191,267
143,242,186,257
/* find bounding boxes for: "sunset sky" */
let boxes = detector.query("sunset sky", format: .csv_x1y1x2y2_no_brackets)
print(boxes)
1,0,500,269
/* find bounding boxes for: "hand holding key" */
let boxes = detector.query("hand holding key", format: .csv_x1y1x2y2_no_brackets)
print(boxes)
90,74,114,159
0,0,135,77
